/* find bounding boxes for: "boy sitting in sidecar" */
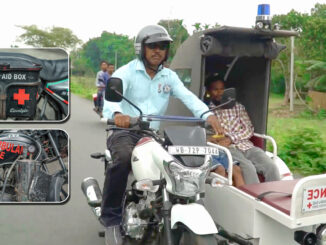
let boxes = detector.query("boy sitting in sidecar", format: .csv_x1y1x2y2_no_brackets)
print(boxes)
205,76,280,185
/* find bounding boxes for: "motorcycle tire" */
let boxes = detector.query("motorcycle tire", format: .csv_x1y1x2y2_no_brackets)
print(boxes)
157,227,183,245
47,175,68,202
180,229,216,245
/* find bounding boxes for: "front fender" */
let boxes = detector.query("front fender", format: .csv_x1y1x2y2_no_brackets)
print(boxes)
171,203,218,235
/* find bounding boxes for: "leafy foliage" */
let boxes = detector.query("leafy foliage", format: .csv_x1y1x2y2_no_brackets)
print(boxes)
72,32,134,75
305,60,326,92
17,25,81,50
271,4,326,96
270,68,285,94
279,128,326,175
192,22,220,33
158,19,189,62
317,109,326,119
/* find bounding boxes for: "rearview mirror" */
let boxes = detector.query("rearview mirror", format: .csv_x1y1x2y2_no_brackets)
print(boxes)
105,77,123,102
221,88,236,109
200,87,237,118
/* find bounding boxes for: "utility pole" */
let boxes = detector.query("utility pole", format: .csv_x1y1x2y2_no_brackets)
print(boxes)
115,50,118,69
290,35,295,112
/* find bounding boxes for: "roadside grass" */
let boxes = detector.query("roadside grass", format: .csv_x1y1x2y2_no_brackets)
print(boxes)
71,76,96,100
267,93,326,144
267,93,326,176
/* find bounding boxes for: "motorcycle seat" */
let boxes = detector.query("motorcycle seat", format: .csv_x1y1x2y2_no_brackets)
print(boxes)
39,59,68,81
238,179,300,215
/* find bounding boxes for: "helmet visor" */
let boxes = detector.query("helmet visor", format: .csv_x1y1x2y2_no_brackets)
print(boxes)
144,33,173,44
145,42,170,51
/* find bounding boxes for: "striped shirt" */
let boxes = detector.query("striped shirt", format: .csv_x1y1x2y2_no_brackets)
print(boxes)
209,102,254,151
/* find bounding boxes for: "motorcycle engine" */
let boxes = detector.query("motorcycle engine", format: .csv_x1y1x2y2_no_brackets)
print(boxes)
123,192,156,240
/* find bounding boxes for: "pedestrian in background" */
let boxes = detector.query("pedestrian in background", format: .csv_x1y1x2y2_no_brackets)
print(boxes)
95,61,109,114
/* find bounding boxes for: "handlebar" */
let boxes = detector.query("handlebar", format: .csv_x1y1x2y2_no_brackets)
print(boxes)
106,119,115,125
106,117,145,128
104,115,206,129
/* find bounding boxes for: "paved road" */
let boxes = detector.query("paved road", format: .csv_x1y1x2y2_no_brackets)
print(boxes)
0,94,107,245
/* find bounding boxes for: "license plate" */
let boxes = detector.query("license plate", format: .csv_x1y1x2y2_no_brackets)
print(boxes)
168,146,219,156
302,185,326,213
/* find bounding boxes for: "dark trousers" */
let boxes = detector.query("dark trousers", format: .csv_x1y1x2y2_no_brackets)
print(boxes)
100,130,142,227
97,88,105,110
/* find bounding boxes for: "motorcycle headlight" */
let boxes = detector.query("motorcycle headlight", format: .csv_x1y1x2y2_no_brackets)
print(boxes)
164,156,210,197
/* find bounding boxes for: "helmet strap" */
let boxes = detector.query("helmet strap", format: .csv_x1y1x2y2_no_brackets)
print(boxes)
141,37,169,74
143,58,166,74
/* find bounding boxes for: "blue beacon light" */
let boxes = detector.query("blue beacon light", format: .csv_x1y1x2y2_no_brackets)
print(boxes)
257,4,270,16
256,4,272,29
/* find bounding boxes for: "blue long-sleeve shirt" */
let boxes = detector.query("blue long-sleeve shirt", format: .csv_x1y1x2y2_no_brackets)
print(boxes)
95,71,109,88
103,59,212,129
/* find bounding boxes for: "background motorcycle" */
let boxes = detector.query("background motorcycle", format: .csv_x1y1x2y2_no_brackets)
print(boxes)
0,130,68,202
92,86,105,118
81,78,235,245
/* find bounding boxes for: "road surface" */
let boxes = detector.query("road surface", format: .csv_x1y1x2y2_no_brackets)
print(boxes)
0,94,107,245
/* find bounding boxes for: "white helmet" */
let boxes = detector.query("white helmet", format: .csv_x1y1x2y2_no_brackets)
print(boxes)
134,25,173,62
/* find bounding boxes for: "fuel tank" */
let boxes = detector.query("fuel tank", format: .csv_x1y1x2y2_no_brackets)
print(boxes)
131,137,174,184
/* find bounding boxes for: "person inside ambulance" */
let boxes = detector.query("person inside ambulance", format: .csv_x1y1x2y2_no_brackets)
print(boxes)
101,25,224,245
205,76,280,185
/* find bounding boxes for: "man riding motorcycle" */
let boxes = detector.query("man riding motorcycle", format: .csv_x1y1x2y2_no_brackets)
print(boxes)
101,24,223,245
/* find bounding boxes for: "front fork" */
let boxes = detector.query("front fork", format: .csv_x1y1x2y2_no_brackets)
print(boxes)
162,187,175,245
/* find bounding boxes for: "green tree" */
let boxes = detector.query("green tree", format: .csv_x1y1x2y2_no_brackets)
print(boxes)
192,22,202,32
311,3,326,18
17,25,82,50
158,19,189,61
271,4,326,103
192,22,220,33
273,4,326,61
72,32,134,75
299,60,326,92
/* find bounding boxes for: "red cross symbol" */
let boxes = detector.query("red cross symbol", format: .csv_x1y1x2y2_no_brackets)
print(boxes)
307,202,312,209
13,89,30,105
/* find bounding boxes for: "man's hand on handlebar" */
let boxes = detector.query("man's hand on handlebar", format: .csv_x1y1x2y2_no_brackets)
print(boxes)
206,115,224,135
114,113,131,128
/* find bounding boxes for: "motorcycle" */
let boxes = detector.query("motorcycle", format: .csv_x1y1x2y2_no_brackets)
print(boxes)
92,91,104,118
93,77,108,118
81,77,237,245
0,51,69,121
0,129,69,202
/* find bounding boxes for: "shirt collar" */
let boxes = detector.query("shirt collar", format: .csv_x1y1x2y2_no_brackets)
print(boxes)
135,59,168,77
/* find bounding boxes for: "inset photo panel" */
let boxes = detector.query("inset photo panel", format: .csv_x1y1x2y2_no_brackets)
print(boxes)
0,129,69,203
0,48,69,122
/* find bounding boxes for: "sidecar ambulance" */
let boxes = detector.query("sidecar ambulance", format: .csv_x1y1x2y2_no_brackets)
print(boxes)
168,26,326,245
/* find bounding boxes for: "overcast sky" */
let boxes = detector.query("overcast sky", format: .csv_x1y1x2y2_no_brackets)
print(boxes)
1,0,325,48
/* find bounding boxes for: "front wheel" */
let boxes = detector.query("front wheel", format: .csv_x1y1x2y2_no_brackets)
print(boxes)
158,228,216,245
180,230,216,245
